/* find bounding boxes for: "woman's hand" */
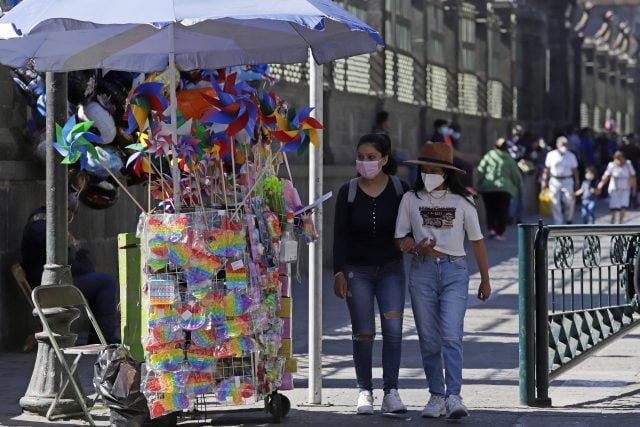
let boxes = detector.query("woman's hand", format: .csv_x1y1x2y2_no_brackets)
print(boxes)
398,236,416,253
477,279,492,301
413,237,437,256
334,272,348,299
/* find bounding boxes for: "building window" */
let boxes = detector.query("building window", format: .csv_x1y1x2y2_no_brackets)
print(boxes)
458,73,478,115
580,103,591,129
426,64,448,111
397,53,415,104
426,3,445,64
459,4,476,71
385,0,412,52
487,80,503,119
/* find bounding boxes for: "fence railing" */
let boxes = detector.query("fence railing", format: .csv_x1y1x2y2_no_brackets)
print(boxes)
519,221,640,406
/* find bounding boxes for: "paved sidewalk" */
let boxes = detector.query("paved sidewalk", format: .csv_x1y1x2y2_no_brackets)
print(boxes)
2,207,640,425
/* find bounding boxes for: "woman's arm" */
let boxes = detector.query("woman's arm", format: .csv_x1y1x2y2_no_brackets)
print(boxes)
470,239,491,301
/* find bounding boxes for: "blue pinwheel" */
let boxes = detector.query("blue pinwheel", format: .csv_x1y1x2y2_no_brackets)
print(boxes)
53,115,102,169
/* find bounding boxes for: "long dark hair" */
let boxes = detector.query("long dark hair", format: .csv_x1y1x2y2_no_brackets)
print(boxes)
413,169,473,200
357,133,398,175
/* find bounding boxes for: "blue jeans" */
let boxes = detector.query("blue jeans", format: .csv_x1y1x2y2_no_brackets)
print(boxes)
74,272,119,343
581,200,596,224
345,259,405,392
409,255,469,397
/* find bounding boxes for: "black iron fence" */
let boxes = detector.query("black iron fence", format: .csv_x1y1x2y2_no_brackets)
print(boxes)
519,221,640,406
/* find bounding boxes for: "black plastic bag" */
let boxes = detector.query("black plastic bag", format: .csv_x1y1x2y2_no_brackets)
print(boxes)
93,344,176,427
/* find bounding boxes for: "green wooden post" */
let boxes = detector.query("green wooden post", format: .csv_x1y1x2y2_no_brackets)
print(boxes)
118,233,145,361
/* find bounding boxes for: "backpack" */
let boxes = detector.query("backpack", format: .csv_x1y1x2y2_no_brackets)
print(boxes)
347,175,404,203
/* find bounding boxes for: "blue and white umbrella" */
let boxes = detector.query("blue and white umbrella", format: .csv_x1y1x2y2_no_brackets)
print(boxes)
0,0,382,72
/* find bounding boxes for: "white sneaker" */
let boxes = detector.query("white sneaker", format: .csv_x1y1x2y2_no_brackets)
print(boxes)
445,394,469,419
421,394,446,418
380,389,407,413
356,390,374,415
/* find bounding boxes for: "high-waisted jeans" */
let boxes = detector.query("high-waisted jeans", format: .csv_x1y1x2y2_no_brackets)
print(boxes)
409,254,469,397
344,259,405,392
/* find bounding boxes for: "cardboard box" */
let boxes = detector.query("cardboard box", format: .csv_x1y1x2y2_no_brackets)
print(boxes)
279,338,292,358
280,372,294,390
282,317,292,339
279,275,290,297
284,357,298,373
278,296,292,318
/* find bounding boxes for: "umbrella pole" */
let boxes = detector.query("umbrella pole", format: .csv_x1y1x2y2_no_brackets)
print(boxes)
307,54,323,405
168,23,181,212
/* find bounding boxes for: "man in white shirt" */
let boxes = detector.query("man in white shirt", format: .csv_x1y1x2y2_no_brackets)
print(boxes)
541,136,580,224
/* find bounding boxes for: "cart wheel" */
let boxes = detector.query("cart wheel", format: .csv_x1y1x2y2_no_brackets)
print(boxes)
269,393,284,423
281,394,291,416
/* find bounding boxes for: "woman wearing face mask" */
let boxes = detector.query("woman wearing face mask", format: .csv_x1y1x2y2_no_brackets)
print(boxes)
597,150,637,223
395,142,491,420
333,133,410,415
541,136,580,224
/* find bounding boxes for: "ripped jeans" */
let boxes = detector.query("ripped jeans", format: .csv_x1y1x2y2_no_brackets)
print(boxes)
345,259,405,392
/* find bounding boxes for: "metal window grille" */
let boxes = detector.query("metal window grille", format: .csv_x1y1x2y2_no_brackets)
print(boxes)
458,73,478,115
345,54,372,95
580,103,591,129
594,106,601,130
426,64,448,111
487,80,503,119
333,59,347,91
513,87,518,120
385,50,395,97
396,53,415,104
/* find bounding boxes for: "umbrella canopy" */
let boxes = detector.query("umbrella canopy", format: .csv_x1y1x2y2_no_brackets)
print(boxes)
0,0,383,72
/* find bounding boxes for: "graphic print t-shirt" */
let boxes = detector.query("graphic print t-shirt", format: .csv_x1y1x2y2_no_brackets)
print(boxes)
395,190,483,256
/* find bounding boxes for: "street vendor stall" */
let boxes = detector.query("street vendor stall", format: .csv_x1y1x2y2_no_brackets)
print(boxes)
0,0,383,423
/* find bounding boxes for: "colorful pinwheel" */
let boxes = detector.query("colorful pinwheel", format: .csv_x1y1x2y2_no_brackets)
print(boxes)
271,106,323,154
53,116,102,168
124,81,168,134
201,73,258,140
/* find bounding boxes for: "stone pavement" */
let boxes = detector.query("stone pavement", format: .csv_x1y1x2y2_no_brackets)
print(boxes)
1,206,640,426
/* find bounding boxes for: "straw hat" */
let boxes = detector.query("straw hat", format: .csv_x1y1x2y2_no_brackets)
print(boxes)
405,142,466,174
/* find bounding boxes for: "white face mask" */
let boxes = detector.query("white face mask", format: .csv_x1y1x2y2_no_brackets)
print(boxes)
558,146,568,154
422,173,445,192
355,160,382,179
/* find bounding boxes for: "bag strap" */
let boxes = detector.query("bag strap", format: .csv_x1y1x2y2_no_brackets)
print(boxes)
347,178,359,203
348,176,405,203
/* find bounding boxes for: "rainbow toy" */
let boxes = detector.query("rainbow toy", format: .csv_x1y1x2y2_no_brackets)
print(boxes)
212,336,255,358
185,372,214,395
149,347,185,372
213,317,251,342
225,264,247,291
168,242,191,268
149,324,184,345
148,277,176,306
149,392,190,419
216,378,255,405
187,280,212,300
146,215,188,243
183,250,223,283
204,229,245,258
190,329,215,348
186,346,215,371
144,371,185,394
177,301,208,331
148,237,169,258
148,305,178,327
223,291,254,317
205,291,225,323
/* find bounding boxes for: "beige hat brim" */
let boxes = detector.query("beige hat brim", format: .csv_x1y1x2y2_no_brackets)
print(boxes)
404,159,467,175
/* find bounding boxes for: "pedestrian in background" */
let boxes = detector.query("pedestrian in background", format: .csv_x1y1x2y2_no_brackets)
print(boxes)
575,166,599,224
476,138,522,240
597,150,637,224
541,136,580,224
371,110,417,184
333,133,410,415
395,142,491,420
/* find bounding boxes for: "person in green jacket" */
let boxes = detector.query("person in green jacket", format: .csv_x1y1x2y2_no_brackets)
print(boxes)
476,138,522,240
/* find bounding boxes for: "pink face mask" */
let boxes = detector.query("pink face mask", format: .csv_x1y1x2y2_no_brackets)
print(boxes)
356,160,382,179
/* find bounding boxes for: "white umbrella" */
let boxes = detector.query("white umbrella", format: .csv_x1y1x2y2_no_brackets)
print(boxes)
0,0,382,211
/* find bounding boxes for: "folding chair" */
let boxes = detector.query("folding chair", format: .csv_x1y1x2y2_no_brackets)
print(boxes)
32,284,108,426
